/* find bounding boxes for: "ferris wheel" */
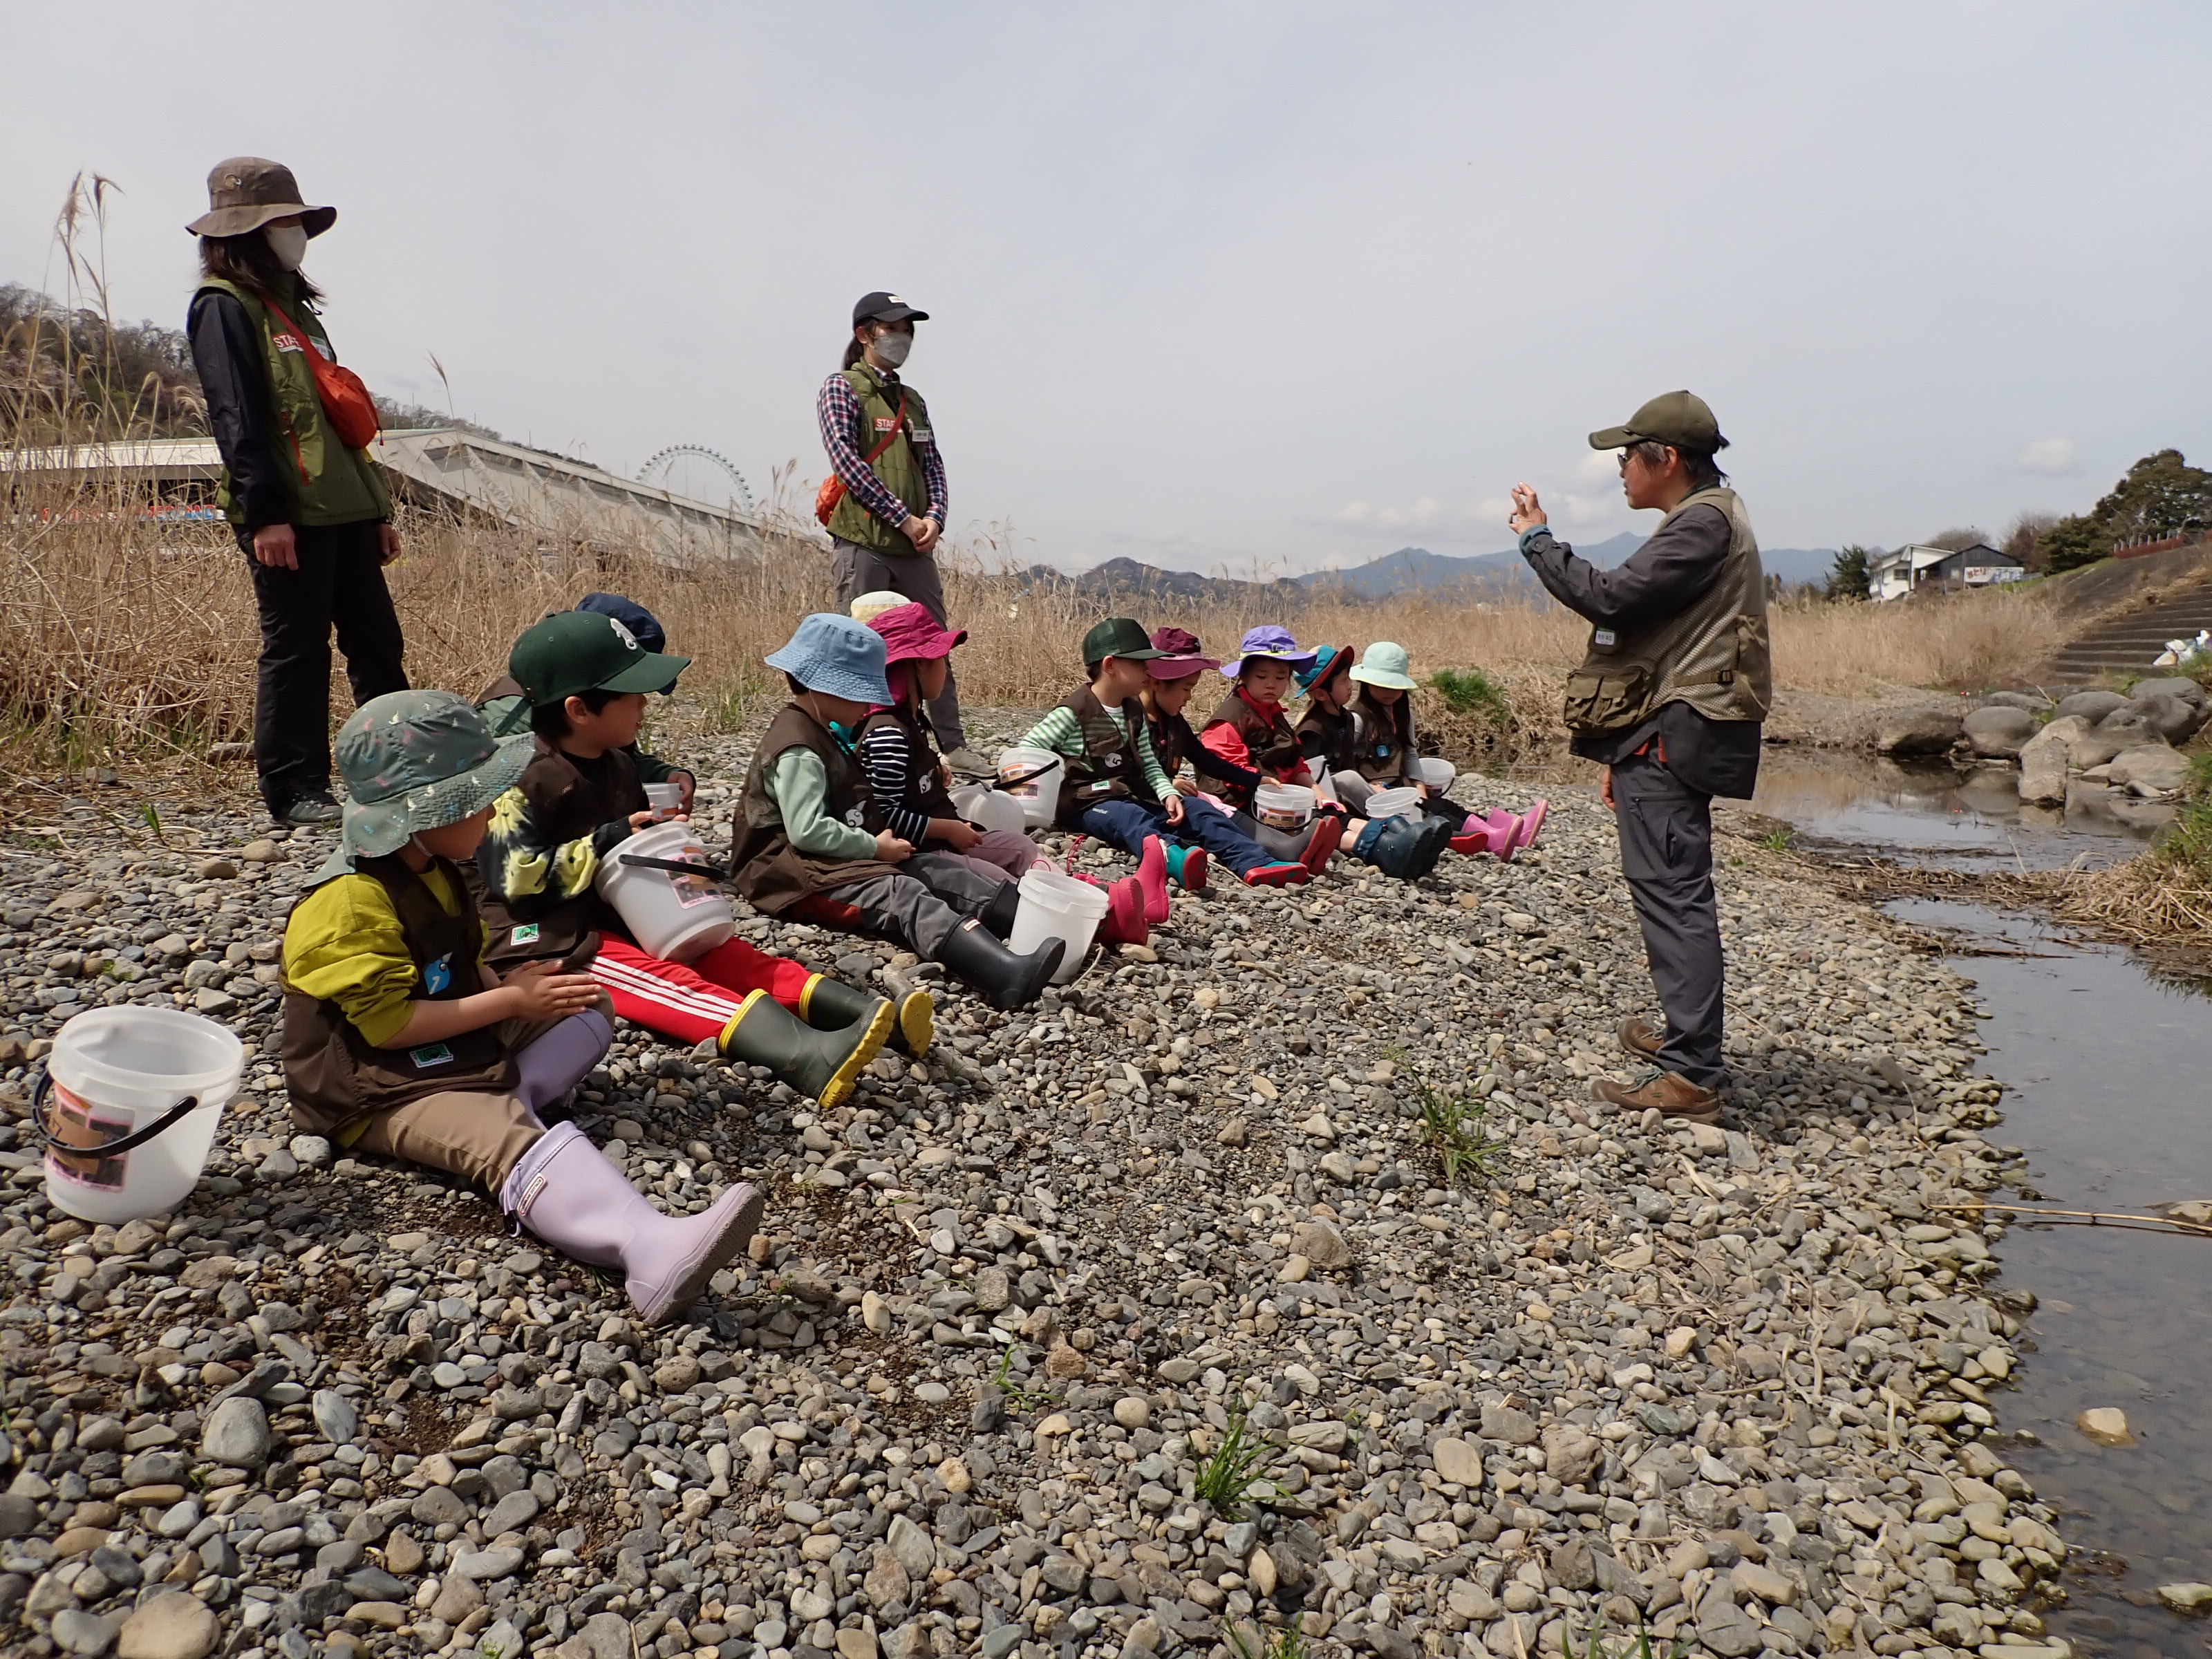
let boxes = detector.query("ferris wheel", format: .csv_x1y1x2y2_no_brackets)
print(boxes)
637,445,755,515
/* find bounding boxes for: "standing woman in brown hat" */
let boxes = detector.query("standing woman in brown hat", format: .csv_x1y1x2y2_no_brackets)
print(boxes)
186,157,407,827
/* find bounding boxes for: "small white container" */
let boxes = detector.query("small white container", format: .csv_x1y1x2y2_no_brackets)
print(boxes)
1416,758,1457,791
1253,781,1317,832
643,782,684,821
1365,785,1422,820
952,784,1032,839
1006,866,1110,984
596,819,734,962
995,748,1065,827
41,1006,243,1222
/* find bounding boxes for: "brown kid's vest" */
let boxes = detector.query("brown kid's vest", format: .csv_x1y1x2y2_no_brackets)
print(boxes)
473,739,644,971
1295,701,1356,774
281,857,515,1136
1204,691,1302,812
731,703,902,915
859,701,960,823
1051,686,1150,827
1562,485,1772,735
1348,690,1415,784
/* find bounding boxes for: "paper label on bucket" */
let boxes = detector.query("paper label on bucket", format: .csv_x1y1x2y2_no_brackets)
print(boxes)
43,1080,131,1192
672,870,720,910
1259,808,1304,830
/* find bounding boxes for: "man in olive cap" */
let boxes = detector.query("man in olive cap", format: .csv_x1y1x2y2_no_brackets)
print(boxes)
1507,391,1770,1124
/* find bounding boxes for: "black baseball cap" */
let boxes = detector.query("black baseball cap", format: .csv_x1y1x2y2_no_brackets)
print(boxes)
852,290,930,326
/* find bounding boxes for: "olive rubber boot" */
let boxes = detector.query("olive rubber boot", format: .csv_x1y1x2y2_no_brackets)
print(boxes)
719,989,890,1110
802,972,933,1058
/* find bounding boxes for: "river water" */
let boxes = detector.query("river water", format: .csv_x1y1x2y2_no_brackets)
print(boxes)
1752,752,2212,1659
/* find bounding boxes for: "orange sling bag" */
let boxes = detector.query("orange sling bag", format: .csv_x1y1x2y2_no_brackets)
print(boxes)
815,391,908,527
263,297,382,451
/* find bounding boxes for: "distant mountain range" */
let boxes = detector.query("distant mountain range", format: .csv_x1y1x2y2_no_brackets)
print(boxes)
1022,535,1840,606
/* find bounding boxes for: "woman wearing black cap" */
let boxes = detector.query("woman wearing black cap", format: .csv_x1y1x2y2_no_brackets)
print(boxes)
185,156,406,827
815,293,983,773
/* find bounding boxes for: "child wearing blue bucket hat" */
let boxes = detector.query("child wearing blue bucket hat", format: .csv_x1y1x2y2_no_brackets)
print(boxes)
279,691,762,1325
731,615,1066,1009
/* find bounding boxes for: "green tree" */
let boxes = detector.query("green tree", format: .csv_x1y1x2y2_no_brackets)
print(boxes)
1824,544,1871,601
2037,449,2212,573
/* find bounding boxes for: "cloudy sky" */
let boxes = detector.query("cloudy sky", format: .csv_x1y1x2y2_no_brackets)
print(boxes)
7,5,2208,574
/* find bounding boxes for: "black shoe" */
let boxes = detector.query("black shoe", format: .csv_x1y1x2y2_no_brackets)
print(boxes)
274,791,341,827
801,973,933,1058
936,918,1064,1010
977,881,1022,940
720,991,890,1109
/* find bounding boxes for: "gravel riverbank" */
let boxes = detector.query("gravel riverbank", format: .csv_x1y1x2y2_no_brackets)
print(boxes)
1,713,2069,1659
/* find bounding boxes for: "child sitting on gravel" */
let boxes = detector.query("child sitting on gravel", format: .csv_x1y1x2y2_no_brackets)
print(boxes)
1297,642,1546,860
731,614,1067,1009
475,610,912,1107
280,691,762,1325
1021,617,1311,893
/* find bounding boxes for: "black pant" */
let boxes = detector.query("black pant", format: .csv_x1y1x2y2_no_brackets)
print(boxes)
1612,751,1727,1089
239,521,408,811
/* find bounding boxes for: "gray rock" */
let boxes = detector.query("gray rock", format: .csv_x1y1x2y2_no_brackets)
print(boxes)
2128,693,2207,744
116,1594,220,1659
199,1396,270,1469
0,1492,41,1537
1962,705,2036,758
886,1515,935,1579
1980,690,2051,711
2110,744,2191,794
312,1389,357,1446
451,1546,524,1581
2054,688,2129,723
1481,1403,1541,1445
1874,707,1960,756
1289,1221,1353,1270
51,1609,120,1657
482,1490,540,1537
2074,709,2159,769
2018,715,2094,805
2134,675,2209,710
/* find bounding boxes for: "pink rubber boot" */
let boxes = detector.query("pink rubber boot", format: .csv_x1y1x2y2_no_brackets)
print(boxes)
1134,835,1171,924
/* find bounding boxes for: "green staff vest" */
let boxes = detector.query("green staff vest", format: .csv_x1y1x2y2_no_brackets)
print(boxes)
825,364,934,552
196,277,391,529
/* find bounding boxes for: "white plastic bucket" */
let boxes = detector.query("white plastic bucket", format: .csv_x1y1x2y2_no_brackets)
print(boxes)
952,785,1032,839
1006,866,1109,985
1253,781,1317,832
1311,768,1340,805
1366,785,1421,820
996,748,1064,827
596,819,735,962
1416,758,1457,791
39,1006,242,1223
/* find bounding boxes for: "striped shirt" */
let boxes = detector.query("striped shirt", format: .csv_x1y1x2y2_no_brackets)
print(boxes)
1020,703,1175,801
816,362,950,531
859,724,937,843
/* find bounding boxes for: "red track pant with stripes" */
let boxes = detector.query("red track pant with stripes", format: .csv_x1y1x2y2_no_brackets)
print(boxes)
588,935,813,1048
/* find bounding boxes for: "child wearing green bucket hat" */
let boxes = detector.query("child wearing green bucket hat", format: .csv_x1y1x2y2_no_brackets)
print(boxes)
731,614,1067,1009
474,609,915,1105
279,691,764,1325
1297,641,1548,863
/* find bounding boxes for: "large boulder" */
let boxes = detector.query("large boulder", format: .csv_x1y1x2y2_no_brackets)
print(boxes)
2018,715,2094,806
1980,690,2052,713
1875,706,1961,756
2074,709,2160,769
1962,705,2038,759
2110,744,2193,796
2133,675,2209,710
2128,692,2209,744
2054,688,2130,724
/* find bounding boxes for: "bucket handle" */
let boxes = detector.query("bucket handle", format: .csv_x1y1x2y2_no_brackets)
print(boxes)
27,1070,203,1158
618,853,729,881
993,757,1062,791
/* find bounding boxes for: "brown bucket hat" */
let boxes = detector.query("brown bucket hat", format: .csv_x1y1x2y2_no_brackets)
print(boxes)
185,157,336,239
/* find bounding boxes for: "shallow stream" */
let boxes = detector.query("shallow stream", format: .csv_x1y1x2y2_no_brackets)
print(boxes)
1759,753,2212,1659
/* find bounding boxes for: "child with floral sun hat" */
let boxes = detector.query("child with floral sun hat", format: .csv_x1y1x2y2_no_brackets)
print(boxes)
279,691,763,1324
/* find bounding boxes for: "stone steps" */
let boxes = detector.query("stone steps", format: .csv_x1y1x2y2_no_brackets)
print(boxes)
2045,581,2212,679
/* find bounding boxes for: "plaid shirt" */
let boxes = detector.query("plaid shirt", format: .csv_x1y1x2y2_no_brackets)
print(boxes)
817,362,949,532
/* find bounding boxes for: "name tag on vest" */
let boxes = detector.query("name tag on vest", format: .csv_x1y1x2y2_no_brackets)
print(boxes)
509,924,540,945
408,1042,454,1069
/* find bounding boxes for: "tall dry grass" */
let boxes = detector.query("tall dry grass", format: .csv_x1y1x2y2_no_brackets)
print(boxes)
0,473,2069,787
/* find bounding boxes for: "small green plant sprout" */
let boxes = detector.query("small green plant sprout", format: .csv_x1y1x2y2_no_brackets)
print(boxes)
989,1343,1051,1413
1755,825,1798,853
1192,1400,1281,1519
1430,666,1512,725
1226,1613,1308,1659
140,801,164,841
1416,1086,1504,1186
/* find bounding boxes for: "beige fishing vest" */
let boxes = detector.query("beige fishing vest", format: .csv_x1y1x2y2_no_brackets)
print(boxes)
1562,486,1771,734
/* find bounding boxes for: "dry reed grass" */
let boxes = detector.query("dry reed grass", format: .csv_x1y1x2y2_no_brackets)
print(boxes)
0,474,2072,787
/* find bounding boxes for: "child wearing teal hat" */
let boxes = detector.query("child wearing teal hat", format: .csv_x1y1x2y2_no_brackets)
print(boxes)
280,691,762,1325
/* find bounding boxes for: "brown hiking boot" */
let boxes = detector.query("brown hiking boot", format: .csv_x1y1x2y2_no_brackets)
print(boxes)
1591,1069,1722,1122
1618,1016,1664,1062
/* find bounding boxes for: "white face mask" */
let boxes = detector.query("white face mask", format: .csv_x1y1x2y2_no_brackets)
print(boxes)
870,329,912,369
264,223,308,272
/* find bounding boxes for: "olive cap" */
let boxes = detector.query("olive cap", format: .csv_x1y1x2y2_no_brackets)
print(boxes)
1588,390,1728,453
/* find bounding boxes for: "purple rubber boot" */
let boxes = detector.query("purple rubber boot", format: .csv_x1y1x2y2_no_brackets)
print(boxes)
500,1123,765,1324
511,1010,612,1115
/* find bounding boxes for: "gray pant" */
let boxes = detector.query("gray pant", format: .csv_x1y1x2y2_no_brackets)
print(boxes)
831,537,966,749
825,851,1001,959
1612,752,1727,1089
